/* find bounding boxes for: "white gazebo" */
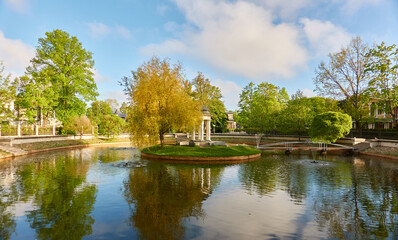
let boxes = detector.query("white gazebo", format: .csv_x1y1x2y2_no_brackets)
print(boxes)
191,107,212,141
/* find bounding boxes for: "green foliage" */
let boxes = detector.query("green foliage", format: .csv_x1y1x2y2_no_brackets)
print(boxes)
64,115,92,139
22,29,98,124
365,42,398,127
278,99,312,138
120,102,128,114
0,62,15,123
309,111,352,143
87,100,113,126
121,57,202,147
278,95,341,138
191,72,228,132
237,82,288,133
99,114,125,137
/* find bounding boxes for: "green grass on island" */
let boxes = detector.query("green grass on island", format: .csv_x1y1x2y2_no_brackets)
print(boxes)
142,145,261,157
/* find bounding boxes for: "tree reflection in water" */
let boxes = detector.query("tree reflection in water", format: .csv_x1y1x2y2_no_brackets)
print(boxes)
240,155,398,239
123,163,224,240
0,184,17,240
2,150,97,240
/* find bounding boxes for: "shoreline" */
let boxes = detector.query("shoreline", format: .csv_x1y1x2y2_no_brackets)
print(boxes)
2,139,398,163
0,141,132,161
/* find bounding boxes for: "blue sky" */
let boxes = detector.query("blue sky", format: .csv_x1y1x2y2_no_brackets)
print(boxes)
1,0,397,110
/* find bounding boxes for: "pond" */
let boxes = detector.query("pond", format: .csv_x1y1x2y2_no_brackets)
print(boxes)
1,145,398,239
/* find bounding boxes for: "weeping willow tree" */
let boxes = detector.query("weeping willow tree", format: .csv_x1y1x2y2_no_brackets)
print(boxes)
121,57,202,147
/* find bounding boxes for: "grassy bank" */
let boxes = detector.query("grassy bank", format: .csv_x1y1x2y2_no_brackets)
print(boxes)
142,145,261,157
16,137,131,151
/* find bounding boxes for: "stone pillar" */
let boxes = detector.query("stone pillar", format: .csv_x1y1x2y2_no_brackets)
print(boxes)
17,121,21,137
52,112,56,136
206,120,211,141
35,124,39,136
368,103,371,116
199,121,204,140
191,128,196,140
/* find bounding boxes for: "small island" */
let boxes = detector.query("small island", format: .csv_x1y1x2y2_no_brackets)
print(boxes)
141,145,261,162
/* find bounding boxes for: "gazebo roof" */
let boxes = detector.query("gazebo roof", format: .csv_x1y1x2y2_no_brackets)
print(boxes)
201,106,211,116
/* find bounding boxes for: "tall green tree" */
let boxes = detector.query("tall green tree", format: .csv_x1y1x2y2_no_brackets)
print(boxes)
191,72,228,132
120,102,128,114
86,100,113,128
309,111,352,143
15,75,56,128
365,42,398,128
238,82,288,133
24,29,98,124
314,37,370,135
278,98,311,140
120,57,202,147
0,62,15,124
64,115,92,139
100,114,125,138
278,94,341,139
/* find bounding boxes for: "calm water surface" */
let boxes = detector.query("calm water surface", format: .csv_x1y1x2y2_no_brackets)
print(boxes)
1,146,398,239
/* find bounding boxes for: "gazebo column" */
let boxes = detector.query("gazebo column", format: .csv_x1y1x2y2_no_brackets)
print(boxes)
206,120,211,141
199,121,204,140
192,128,196,140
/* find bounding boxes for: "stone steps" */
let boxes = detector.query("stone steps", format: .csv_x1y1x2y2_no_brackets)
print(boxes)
0,144,28,156
354,141,371,151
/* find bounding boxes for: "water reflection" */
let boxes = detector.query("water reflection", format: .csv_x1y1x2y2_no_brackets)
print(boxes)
1,148,398,239
0,149,97,240
240,155,398,239
123,164,224,240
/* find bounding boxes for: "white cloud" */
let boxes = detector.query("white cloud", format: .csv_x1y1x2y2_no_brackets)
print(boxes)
339,0,382,14
100,90,127,105
212,79,242,110
88,22,132,39
88,22,111,38
300,18,352,56
302,88,316,97
248,0,312,19
142,0,308,81
0,30,35,76
156,4,169,15
93,69,112,83
4,0,29,12
115,26,132,39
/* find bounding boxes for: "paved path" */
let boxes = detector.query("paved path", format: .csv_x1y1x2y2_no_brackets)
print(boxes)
0,144,28,156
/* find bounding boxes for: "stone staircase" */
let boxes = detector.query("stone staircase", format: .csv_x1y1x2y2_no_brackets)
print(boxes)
353,141,371,151
0,144,28,156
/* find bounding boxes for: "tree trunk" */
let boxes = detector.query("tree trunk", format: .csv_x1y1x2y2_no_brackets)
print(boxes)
356,119,362,137
52,111,56,136
35,123,39,136
159,133,165,147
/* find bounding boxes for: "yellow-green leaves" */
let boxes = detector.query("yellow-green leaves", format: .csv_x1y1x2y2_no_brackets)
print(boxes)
121,57,202,147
